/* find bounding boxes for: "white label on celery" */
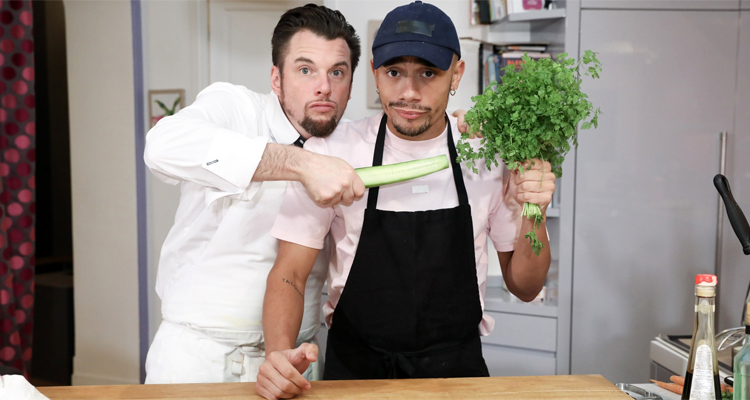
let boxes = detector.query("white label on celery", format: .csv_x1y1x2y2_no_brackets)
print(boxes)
412,185,429,194
689,344,716,400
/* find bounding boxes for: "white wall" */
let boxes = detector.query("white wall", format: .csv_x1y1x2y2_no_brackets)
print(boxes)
65,0,141,385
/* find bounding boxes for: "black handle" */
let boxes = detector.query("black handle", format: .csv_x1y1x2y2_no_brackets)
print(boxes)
714,174,750,255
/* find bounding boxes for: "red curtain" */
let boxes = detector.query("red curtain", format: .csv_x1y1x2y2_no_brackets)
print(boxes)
0,0,36,377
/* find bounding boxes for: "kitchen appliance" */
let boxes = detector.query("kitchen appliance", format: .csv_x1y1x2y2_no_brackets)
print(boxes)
714,174,750,257
712,174,750,351
716,326,744,351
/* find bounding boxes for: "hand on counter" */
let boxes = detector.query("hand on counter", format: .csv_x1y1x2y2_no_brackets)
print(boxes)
256,343,318,400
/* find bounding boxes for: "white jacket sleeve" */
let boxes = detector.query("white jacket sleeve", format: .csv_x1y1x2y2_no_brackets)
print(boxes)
143,83,269,196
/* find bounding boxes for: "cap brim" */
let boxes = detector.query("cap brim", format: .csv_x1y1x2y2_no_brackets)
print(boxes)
372,41,455,71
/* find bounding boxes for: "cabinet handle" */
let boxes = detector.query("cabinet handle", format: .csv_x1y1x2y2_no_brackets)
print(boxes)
715,131,727,326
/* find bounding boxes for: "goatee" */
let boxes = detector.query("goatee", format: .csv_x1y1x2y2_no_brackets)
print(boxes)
388,101,432,137
279,91,339,138
301,115,338,138
393,119,431,137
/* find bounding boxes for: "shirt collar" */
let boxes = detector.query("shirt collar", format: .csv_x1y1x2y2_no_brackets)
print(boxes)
264,91,301,145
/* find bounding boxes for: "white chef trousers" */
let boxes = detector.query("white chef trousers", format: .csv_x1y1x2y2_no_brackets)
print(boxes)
145,321,322,384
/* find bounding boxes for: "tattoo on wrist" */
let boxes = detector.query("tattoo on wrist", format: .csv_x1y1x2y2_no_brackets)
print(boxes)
282,278,304,299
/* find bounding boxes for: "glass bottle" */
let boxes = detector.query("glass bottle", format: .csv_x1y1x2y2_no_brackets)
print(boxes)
683,274,722,400
734,303,750,399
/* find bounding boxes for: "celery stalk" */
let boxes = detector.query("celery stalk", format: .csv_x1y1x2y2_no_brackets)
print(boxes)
355,155,450,189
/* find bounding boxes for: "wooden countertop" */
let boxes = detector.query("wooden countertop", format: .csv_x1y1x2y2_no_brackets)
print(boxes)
39,375,632,399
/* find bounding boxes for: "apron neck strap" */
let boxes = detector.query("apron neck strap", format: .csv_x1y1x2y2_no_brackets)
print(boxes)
446,117,469,207
367,114,469,210
366,115,388,210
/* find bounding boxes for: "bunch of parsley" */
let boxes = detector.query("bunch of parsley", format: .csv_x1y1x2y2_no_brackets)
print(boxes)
457,51,602,255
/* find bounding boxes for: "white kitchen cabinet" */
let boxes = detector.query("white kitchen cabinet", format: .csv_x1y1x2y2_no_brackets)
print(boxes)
482,311,557,353
483,345,556,377
580,0,740,10
481,310,557,376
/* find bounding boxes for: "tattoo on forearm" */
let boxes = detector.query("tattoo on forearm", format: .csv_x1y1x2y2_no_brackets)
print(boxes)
282,278,304,299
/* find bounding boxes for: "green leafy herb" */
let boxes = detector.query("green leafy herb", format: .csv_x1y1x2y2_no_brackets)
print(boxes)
457,51,602,255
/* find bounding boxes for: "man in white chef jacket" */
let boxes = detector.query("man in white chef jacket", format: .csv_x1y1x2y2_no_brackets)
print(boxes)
142,5,365,383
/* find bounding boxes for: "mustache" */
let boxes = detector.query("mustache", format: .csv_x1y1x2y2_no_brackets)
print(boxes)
388,101,431,111
306,98,336,107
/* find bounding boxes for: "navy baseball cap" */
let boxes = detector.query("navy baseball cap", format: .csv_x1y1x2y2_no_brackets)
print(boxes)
372,1,461,71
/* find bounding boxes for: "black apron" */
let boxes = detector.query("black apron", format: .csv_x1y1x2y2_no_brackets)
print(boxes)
323,114,489,380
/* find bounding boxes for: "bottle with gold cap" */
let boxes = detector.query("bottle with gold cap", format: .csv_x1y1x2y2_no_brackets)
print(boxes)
683,274,721,400
733,300,750,399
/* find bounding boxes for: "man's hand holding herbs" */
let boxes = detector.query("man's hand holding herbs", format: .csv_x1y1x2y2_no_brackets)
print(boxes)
510,159,556,212
508,159,556,256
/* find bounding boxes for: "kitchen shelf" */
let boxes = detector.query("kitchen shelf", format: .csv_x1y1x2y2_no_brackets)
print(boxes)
484,286,558,317
496,8,566,24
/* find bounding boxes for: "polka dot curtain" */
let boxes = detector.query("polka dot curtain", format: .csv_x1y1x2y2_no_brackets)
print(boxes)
0,0,35,377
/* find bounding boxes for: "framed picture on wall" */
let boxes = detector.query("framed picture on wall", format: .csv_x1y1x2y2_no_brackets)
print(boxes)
148,89,186,127
367,20,382,110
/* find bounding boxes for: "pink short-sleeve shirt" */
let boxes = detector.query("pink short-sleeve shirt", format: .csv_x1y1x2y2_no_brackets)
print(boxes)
271,113,522,336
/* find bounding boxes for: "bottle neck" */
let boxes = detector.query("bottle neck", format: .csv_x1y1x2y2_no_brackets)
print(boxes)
693,295,716,338
694,295,716,307
695,285,716,298
694,285,716,325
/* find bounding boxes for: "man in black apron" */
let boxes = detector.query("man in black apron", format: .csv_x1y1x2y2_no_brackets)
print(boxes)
257,2,555,399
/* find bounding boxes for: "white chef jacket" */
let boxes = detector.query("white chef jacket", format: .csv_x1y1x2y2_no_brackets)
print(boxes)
143,82,328,382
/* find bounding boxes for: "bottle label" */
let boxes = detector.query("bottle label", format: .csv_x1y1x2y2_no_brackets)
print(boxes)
689,344,716,400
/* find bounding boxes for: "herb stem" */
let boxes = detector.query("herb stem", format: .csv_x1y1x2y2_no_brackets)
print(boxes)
522,202,545,256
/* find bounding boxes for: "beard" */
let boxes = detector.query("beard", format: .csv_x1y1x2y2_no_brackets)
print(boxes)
300,114,338,138
392,119,431,137
280,95,339,138
388,101,433,137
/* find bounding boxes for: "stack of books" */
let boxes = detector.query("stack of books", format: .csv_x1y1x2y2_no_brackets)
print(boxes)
481,42,551,91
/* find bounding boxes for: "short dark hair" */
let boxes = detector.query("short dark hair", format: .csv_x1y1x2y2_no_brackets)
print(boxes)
272,4,361,75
